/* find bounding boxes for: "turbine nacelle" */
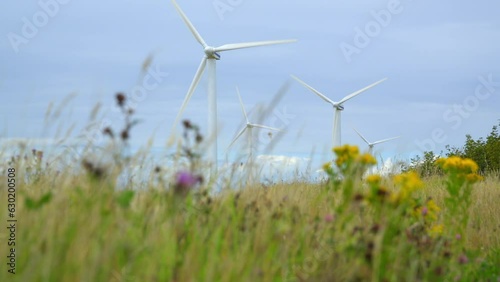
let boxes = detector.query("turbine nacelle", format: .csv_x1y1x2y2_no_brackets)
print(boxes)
334,104,344,111
204,46,221,60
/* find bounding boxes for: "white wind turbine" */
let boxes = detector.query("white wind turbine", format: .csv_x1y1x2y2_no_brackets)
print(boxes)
354,128,400,154
226,87,280,162
171,0,296,173
291,75,387,148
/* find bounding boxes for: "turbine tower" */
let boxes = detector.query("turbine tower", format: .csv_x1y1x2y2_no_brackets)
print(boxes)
226,87,280,161
354,128,400,154
291,75,387,148
171,0,296,174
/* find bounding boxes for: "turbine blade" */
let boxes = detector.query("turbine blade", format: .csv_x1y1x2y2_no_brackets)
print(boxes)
171,0,208,48
252,124,280,131
353,128,371,145
214,39,297,52
337,78,387,105
291,75,334,105
371,136,400,146
172,56,207,131
236,86,248,123
227,127,247,150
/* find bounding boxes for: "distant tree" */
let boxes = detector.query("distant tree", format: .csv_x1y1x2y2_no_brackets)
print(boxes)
444,120,500,174
410,120,500,176
407,151,441,177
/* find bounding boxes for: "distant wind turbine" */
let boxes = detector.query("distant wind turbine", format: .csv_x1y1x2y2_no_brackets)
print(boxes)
291,75,387,148
171,0,296,174
226,87,280,161
354,128,400,153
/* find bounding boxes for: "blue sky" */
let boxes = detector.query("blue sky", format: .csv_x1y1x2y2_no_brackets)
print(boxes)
1,0,499,170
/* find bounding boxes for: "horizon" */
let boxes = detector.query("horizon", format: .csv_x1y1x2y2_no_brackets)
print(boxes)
1,0,499,175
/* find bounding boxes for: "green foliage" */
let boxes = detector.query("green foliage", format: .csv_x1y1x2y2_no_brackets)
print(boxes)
408,151,441,177
115,190,135,209
410,120,500,176
447,120,500,174
24,192,53,210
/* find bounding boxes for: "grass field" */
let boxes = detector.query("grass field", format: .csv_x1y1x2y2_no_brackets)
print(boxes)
1,143,499,282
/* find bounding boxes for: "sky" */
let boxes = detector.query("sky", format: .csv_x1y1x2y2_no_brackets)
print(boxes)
1,0,499,174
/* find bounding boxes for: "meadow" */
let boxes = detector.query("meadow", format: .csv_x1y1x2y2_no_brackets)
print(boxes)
1,140,499,281
1,96,499,282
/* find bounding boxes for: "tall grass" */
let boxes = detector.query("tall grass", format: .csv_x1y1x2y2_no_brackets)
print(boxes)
1,95,499,281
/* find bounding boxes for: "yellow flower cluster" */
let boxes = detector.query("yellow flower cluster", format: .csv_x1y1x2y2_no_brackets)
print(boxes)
322,162,332,171
333,145,360,167
436,157,478,173
366,174,382,186
435,157,483,183
358,153,377,165
391,171,424,202
333,145,376,167
413,199,441,222
427,223,444,237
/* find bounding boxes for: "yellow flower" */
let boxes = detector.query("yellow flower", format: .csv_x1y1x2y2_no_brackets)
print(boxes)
393,171,424,198
366,174,382,186
357,153,377,165
427,223,444,237
333,145,360,167
390,172,424,204
461,158,479,173
437,156,483,185
322,162,332,171
436,157,479,173
427,199,440,213
465,173,483,183
426,199,440,221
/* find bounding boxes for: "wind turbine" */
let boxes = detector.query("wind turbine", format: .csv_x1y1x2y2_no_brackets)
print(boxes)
171,0,296,174
354,128,400,154
291,75,387,148
226,87,280,162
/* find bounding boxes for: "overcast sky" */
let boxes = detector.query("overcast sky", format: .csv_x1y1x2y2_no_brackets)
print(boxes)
1,0,499,169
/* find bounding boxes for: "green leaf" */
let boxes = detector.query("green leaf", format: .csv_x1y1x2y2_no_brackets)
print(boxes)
116,190,135,208
24,192,53,210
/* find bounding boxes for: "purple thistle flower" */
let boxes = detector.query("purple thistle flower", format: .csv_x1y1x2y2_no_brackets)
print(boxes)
174,171,201,195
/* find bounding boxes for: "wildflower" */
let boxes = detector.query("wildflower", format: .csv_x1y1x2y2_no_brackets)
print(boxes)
392,171,424,202
421,206,428,216
366,174,381,186
182,120,192,129
458,254,469,264
322,162,332,171
116,93,126,107
103,127,114,138
427,223,444,237
324,214,334,223
121,130,129,141
466,173,483,183
357,153,377,165
195,133,203,143
174,171,202,195
436,156,480,174
333,145,360,167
